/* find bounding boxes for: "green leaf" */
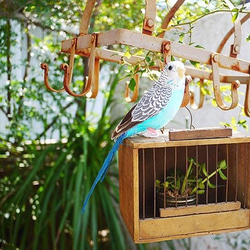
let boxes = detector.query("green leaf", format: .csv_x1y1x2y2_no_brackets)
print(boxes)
128,78,136,91
124,51,131,59
164,181,169,188
197,190,205,194
208,180,216,189
145,56,151,62
198,182,205,190
189,60,199,68
149,61,155,67
201,163,208,177
194,44,205,49
218,169,227,180
219,160,227,170
155,179,161,188
246,34,250,42
232,11,239,22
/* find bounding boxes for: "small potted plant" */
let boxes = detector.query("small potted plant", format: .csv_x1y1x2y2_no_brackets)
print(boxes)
156,158,228,207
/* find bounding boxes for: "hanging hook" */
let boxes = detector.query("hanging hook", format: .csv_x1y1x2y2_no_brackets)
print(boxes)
40,63,65,93
244,79,250,117
125,73,139,102
63,34,99,98
211,53,240,110
190,79,204,110
181,75,192,107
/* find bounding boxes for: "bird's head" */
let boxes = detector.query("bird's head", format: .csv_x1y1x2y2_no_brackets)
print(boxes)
159,61,186,89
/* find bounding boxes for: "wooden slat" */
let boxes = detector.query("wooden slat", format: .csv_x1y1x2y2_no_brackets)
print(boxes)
142,0,156,35
79,0,96,35
60,44,250,84
186,67,250,85
124,132,250,149
160,201,241,218
139,209,250,242
97,29,162,53
169,127,232,141
118,145,140,241
61,29,250,74
136,227,250,243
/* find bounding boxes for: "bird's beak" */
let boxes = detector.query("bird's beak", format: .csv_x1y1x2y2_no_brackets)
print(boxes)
178,66,186,78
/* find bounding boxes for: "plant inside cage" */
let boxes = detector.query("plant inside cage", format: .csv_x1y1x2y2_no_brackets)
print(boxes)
156,158,228,207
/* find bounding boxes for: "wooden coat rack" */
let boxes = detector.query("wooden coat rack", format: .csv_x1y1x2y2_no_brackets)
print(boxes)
41,0,250,116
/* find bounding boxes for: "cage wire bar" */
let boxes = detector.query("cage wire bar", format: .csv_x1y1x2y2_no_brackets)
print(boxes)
138,142,249,220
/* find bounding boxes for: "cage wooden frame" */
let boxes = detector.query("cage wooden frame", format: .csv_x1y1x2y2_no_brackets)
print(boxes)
118,133,250,243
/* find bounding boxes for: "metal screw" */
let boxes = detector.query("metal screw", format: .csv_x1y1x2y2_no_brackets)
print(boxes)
234,45,240,53
213,54,219,62
147,18,154,28
165,43,171,51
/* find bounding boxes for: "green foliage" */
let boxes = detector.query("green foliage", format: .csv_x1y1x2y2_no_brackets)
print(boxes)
0,68,129,249
156,158,228,198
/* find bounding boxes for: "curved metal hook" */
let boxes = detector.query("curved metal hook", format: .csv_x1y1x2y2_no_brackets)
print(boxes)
181,75,192,107
125,73,139,102
63,34,99,98
40,63,65,93
190,79,204,110
211,53,240,111
244,80,250,117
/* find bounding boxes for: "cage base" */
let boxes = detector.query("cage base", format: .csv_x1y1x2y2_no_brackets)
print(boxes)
160,201,241,218
137,209,250,243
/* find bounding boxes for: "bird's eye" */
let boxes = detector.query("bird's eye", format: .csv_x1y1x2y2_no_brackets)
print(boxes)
168,65,173,70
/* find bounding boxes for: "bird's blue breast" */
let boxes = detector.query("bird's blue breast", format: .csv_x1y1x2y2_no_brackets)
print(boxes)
125,88,184,138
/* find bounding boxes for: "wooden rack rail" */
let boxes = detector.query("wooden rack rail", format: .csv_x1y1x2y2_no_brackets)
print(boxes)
41,0,250,116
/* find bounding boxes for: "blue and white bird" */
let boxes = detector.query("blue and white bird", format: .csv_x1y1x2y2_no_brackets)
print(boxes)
82,61,186,212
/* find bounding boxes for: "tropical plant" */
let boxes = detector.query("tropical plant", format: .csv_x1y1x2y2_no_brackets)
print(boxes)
0,65,132,249
156,158,228,198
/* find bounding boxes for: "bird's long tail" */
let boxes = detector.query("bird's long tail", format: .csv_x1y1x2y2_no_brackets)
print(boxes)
82,133,126,213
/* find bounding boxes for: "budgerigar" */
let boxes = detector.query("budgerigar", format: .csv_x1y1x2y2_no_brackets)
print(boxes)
82,61,186,212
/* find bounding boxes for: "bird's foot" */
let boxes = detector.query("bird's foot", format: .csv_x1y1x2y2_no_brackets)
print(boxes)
140,128,160,138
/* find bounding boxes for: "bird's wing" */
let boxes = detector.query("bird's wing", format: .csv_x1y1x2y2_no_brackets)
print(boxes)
111,104,141,139
131,83,172,122
112,84,172,139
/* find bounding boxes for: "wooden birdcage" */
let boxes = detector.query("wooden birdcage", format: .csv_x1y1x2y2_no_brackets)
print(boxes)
118,129,250,243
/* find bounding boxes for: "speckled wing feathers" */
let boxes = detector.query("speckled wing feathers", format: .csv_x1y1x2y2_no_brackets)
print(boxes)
111,105,141,139
131,83,172,122
111,83,172,139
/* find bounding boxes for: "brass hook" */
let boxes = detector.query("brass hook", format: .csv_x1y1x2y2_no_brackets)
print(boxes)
125,73,139,102
244,79,250,117
211,53,240,110
63,34,99,98
190,79,204,110
180,75,191,107
40,63,65,93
